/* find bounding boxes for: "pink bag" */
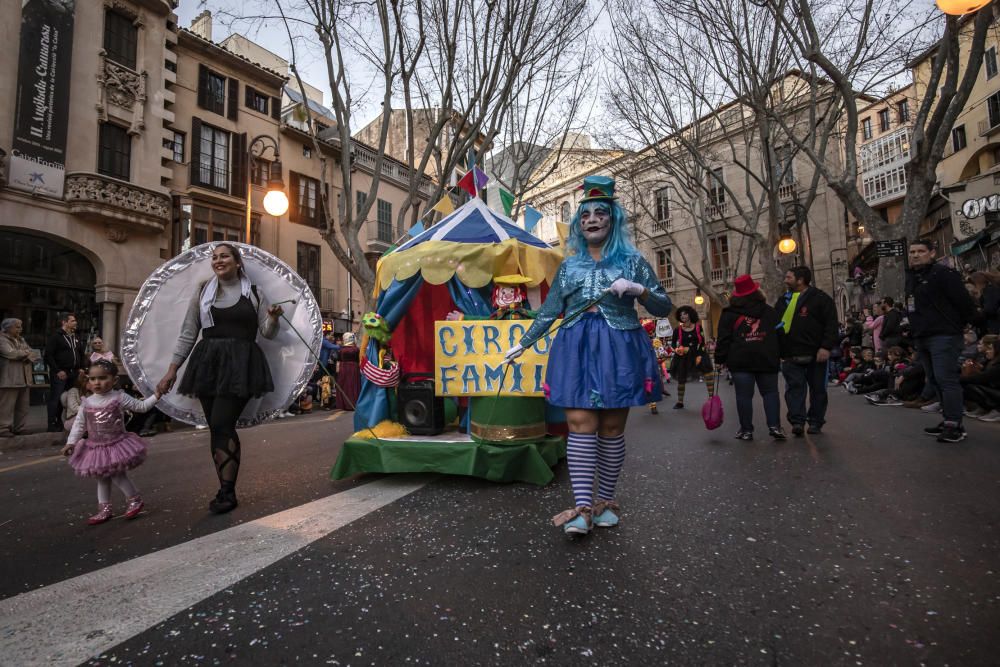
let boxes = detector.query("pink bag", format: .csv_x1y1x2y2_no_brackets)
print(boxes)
702,394,724,430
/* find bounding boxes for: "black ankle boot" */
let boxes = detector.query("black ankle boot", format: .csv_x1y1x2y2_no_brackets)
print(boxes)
209,485,238,514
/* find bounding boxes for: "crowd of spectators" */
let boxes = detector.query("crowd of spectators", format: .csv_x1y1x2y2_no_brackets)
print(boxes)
833,245,1000,438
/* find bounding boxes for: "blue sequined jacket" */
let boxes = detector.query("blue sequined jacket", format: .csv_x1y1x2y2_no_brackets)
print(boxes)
520,253,673,348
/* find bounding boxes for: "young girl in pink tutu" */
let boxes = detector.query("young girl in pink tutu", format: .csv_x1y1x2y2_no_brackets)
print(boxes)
61,360,161,525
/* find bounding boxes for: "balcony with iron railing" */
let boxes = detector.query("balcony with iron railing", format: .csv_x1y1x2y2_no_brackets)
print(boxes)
710,266,734,285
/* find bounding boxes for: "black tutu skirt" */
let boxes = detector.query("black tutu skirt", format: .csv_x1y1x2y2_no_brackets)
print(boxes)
177,338,274,398
669,350,713,383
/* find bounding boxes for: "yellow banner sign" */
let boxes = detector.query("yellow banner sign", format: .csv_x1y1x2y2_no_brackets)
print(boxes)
434,320,558,397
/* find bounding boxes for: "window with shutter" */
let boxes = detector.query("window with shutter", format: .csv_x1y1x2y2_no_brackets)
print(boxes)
190,118,202,185
103,9,137,70
297,242,321,299
290,171,319,227
228,78,238,120
244,87,269,114
197,66,226,116
377,199,393,242
230,133,247,198
196,122,230,191
98,123,131,181
271,97,281,120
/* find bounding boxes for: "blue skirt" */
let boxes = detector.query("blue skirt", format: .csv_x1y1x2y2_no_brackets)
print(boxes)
545,313,663,409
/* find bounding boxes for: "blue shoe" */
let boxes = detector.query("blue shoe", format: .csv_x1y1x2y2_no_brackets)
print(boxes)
553,507,592,535
592,501,620,528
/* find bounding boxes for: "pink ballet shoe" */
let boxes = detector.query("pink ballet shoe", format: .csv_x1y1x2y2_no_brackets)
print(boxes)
124,495,144,519
87,503,114,525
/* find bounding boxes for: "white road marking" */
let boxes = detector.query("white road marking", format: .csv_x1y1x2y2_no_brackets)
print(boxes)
0,475,433,666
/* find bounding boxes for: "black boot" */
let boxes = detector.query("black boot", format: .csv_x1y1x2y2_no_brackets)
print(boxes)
209,483,238,514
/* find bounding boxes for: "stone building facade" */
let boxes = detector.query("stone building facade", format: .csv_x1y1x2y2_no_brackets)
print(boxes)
0,2,429,405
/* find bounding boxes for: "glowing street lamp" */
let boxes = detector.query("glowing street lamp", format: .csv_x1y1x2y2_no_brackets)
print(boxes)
936,0,990,15
246,136,287,244
778,232,798,255
694,290,705,305
263,182,289,217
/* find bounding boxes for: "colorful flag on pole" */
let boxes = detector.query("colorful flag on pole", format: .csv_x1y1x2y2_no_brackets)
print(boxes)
499,188,515,217
524,206,543,233
431,194,455,215
467,148,477,171
408,220,425,237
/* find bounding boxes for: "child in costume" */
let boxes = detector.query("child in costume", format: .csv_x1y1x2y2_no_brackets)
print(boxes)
61,359,161,525
503,176,673,535
669,306,716,409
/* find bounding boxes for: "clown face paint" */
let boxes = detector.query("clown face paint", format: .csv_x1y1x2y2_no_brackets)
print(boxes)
580,202,612,247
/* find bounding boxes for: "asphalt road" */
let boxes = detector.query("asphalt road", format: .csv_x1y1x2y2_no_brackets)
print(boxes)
2,384,999,665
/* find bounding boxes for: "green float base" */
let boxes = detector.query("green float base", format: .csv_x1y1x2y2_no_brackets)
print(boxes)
331,432,566,486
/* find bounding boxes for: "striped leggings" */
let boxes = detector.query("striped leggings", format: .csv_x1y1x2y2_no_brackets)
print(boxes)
565,432,626,508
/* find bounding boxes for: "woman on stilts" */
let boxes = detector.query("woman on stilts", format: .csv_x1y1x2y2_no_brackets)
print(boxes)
156,243,283,514
669,306,715,409
503,176,673,535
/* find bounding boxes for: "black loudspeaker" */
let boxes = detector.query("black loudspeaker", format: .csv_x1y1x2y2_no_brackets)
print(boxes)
398,372,445,435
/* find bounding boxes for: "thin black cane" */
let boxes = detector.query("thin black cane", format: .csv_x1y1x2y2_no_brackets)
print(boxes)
271,301,386,446
486,290,611,434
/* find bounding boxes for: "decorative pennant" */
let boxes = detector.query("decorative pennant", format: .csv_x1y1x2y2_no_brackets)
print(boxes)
431,194,455,215
457,170,477,197
473,167,489,190
408,220,425,237
523,206,542,233
499,188,515,217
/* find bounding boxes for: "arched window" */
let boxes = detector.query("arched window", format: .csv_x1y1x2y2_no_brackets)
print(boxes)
560,201,571,223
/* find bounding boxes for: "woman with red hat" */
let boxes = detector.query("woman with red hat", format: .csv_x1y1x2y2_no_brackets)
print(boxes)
714,274,785,440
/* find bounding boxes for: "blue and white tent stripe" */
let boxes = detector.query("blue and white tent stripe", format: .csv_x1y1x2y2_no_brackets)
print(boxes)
396,199,551,252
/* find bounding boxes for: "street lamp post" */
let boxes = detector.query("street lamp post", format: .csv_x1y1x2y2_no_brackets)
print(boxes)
245,134,289,245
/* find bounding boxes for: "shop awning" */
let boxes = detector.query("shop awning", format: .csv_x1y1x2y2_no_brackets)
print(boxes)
952,231,986,256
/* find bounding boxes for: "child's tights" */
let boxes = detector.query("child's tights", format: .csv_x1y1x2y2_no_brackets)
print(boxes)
97,473,138,503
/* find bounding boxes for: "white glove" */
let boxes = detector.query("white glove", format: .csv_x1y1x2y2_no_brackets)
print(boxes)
445,310,464,321
503,344,525,364
609,278,646,298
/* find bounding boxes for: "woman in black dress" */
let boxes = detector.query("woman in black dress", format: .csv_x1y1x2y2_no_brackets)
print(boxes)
669,306,715,409
156,244,282,513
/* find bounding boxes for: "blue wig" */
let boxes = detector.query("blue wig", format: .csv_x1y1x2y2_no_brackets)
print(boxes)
566,199,640,265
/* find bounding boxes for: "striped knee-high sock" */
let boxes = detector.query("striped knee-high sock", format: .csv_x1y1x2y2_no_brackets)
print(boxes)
596,434,626,501
704,372,716,397
566,432,598,508
677,382,686,404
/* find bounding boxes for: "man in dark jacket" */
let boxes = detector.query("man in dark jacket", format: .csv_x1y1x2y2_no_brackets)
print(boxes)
43,312,85,432
878,297,904,349
905,239,978,443
774,266,839,436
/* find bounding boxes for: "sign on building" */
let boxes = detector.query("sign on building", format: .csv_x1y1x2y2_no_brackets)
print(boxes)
952,189,997,241
434,321,556,397
875,238,906,258
9,0,75,199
